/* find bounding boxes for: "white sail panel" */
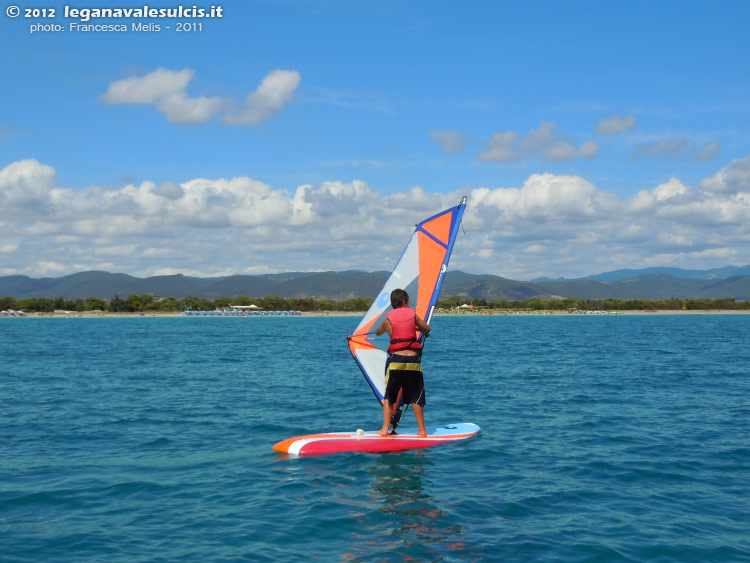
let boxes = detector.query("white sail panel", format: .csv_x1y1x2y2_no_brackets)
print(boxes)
353,231,420,336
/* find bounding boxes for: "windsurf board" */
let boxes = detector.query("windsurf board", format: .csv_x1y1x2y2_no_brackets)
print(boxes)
273,422,480,456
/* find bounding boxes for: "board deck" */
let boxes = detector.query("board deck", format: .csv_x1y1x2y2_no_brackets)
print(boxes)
273,422,480,456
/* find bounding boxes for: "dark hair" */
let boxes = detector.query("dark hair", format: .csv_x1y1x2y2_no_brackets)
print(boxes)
390,288,409,309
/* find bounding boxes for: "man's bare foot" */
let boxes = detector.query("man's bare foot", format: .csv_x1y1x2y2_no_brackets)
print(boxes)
375,428,389,436
418,431,427,437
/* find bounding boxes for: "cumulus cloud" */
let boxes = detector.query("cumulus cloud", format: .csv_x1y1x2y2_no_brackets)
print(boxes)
428,129,470,153
653,178,689,201
2,157,750,280
155,93,224,124
0,158,56,208
464,168,750,277
101,68,300,125
100,68,193,104
630,138,722,162
150,181,184,200
100,67,222,124
698,155,750,194
595,114,636,135
476,131,519,162
222,70,301,125
477,122,599,163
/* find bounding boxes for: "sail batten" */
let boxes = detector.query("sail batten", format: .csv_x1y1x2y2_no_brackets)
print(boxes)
347,197,467,403
416,226,450,249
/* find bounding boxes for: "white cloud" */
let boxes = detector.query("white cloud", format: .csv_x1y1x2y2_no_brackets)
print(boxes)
545,140,599,161
2,156,750,280
477,122,599,163
631,138,688,160
653,178,689,201
698,155,750,193
644,247,737,267
428,129,470,153
476,131,519,162
100,67,222,124
470,173,609,221
36,261,68,274
0,158,56,208
222,69,301,125
595,114,636,135
150,181,184,200
100,67,193,104
630,138,722,162
101,68,299,125
524,244,546,254
693,141,722,162
155,92,224,124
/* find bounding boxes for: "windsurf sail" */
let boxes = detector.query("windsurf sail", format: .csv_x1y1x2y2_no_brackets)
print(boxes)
347,196,467,403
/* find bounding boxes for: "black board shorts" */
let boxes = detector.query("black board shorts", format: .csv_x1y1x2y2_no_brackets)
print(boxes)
384,353,425,406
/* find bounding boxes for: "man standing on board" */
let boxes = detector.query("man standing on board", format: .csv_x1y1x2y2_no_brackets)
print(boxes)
374,288,431,437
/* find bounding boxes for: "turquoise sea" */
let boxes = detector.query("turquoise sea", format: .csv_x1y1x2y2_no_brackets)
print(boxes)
1,315,748,562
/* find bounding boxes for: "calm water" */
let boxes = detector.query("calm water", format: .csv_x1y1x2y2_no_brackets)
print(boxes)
1,315,748,562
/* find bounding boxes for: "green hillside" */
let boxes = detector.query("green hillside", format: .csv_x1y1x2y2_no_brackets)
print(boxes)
1,269,748,301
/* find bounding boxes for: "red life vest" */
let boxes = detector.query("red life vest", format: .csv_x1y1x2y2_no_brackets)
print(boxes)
386,308,422,354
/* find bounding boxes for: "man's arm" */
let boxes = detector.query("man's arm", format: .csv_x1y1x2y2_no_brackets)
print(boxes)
375,318,391,337
415,315,430,335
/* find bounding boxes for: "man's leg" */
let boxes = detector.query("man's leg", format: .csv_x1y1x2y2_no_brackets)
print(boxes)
376,400,392,436
411,404,427,437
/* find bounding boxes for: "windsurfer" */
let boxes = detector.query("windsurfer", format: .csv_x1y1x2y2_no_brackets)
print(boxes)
374,288,431,437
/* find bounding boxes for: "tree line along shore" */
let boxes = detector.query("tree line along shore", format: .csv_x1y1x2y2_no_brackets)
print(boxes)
2,294,748,315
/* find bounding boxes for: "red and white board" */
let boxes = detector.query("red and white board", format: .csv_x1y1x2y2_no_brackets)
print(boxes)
273,422,480,456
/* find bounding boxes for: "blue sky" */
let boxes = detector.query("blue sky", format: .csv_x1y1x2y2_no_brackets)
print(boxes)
2,0,750,280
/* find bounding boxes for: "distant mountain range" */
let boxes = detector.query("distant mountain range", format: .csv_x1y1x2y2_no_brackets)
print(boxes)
534,265,750,283
1,266,749,301
535,274,750,301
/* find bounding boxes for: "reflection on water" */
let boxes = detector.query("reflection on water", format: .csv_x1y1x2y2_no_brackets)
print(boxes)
343,451,479,561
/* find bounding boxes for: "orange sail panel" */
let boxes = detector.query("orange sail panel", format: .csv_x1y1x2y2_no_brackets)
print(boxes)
416,231,448,320
421,211,453,246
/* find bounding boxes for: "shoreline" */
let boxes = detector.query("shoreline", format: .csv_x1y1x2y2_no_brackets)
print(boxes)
3,309,750,319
